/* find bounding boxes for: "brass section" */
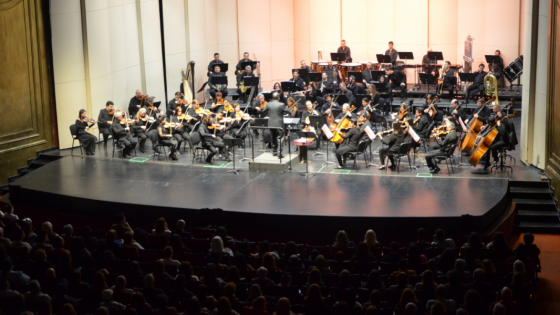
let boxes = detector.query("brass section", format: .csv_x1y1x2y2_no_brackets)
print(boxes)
484,72,500,105
0,0,55,184
546,0,560,201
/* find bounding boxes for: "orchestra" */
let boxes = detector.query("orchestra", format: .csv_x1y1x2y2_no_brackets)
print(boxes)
71,41,517,176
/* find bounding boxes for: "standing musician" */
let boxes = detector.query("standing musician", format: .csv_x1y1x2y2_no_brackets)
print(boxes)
208,65,228,101
170,107,195,155
235,52,253,74
378,122,408,170
208,53,224,73
334,118,361,169
76,109,98,155
385,69,407,100
321,95,341,115
291,70,305,91
450,99,467,122
324,61,341,87
156,116,179,161
167,92,186,117
493,50,504,73
198,116,226,165
337,39,352,62
98,101,115,149
339,83,356,107
465,99,491,124
210,91,225,114
128,89,144,117
425,122,458,173
301,101,319,127
263,92,294,158
362,62,375,84
465,64,487,104
300,60,315,85
111,111,138,159
318,72,334,97
471,115,509,174
422,48,437,76
385,41,398,66
440,61,456,99
237,65,255,103
132,108,153,153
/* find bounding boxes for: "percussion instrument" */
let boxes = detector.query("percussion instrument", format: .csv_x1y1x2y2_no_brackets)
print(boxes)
358,61,380,70
339,63,364,82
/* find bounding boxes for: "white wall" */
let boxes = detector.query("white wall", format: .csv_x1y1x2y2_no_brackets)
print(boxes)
162,0,188,100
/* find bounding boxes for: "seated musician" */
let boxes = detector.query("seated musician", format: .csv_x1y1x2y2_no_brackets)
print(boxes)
450,99,467,122
291,70,305,91
186,99,205,132
228,104,251,139
385,69,407,100
465,99,491,124
213,112,233,160
198,116,226,165
132,108,153,153
491,104,508,126
301,101,319,128
358,112,372,142
413,108,431,140
359,97,372,117
111,111,138,159
300,60,315,85
378,122,408,170
471,115,509,174
425,122,458,173
335,104,357,124
465,64,487,104
392,104,410,123
321,95,341,115
208,65,228,101
144,97,165,117
167,92,185,117
318,73,334,99
98,101,115,148
334,118,361,169
362,62,375,84
236,66,254,102
208,53,224,73
128,89,143,117
339,83,356,107
423,94,438,122
376,76,391,116
75,109,98,156
156,116,179,160
235,52,253,74
170,107,195,155
441,61,456,99
210,91,226,114
303,82,318,104
324,61,341,87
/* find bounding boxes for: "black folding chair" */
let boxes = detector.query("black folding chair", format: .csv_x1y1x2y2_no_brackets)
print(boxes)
69,125,84,156
386,142,413,172
434,144,457,175
346,140,371,172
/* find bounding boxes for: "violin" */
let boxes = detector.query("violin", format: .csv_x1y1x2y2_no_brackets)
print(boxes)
119,118,133,125
107,108,115,115
260,101,268,110
224,102,234,113
82,117,97,124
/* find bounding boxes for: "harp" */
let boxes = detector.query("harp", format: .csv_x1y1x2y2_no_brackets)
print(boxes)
181,61,195,103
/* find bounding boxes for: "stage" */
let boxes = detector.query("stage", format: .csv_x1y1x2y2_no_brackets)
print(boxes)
7,117,542,239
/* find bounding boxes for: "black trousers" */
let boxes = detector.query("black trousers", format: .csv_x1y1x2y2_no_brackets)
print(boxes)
335,145,358,166
388,83,406,100
117,135,137,156
270,129,284,155
466,84,484,102
425,149,446,168
443,83,454,99
483,140,507,168
379,147,396,165
203,140,225,162
135,132,148,151
148,130,159,149
159,138,178,154
99,127,111,145
173,132,194,152
209,88,228,100
78,134,97,154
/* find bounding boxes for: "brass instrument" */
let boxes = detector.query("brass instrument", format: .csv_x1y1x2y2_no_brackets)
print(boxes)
236,70,243,75
484,71,499,105
436,63,448,96
214,84,225,92
239,80,248,93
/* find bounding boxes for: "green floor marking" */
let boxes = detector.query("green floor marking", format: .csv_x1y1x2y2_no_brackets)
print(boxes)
129,157,150,163
204,163,225,168
416,173,433,177
331,169,351,174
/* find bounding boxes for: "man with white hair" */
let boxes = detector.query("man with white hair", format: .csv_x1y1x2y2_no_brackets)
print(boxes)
425,122,458,173
128,89,144,117
111,110,138,158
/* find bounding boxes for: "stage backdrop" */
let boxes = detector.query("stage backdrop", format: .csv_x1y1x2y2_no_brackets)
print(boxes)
50,0,527,149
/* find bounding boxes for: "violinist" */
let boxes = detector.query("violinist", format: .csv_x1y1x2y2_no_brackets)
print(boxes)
132,108,152,153
128,89,144,117
186,99,204,132
208,65,228,101
392,104,410,123
97,101,115,148
358,113,373,143
111,111,137,159
198,115,226,165
75,109,98,155
425,122,458,173
412,108,431,139
156,116,179,161
236,65,254,102
144,96,165,117
378,122,407,170
222,100,235,118
465,99,491,124
320,95,341,115
167,92,186,117
334,118,361,169
170,107,195,155
228,104,251,139
301,101,319,127
210,91,225,114
251,94,267,137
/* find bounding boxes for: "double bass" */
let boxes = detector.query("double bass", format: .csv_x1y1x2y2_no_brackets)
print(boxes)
467,111,518,166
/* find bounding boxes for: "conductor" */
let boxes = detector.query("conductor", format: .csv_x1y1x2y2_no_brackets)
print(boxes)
263,92,294,158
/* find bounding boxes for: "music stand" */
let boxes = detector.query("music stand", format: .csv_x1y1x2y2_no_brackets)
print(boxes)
371,70,386,81
295,68,309,80
331,53,346,63
398,52,414,62
428,52,443,62
213,63,229,73
485,55,501,70
376,54,392,68
355,94,367,108
240,61,257,71
419,72,436,97
211,76,228,86
336,95,349,106
348,71,362,83
223,138,243,174
309,115,326,155
153,101,162,109
281,81,297,93
295,131,317,178
309,73,322,82
261,92,272,102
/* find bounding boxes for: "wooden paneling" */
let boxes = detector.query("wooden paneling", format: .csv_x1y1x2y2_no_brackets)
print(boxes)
0,0,55,184
546,0,560,201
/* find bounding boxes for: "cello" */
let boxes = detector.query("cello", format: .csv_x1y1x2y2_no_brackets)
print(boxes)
459,96,496,153
426,96,439,119
331,108,356,144
468,111,518,166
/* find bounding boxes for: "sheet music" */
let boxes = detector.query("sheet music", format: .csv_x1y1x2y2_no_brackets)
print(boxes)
459,117,467,132
408,127,420,142
322,124,333,139
365,125,376,140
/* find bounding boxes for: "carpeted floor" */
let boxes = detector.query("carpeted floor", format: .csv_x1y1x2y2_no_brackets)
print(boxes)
511,233,560,315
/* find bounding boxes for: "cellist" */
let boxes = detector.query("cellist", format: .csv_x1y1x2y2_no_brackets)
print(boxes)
470,115,509,174
465,99,491,124
334,104,357,149
334,117,362,169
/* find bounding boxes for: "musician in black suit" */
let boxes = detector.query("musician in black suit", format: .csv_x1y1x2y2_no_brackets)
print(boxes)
362,62,375,84
131,108,151,153
385,41,398,65
422,48,437,75
167,92,184,117
111,111,138,158
262,92,293,157
378,123,407,170
386,69,407,100
208,65,228,101
450,99,467,122
236,66,254,102
425,122,458,173
339,83,356,107
235,52,253,73
128,89,143,117
318,73,334,96
98,101,115,148
198,116,226,165
413,109,431,139
299,60,315,85
466,99,491,124
323,61,341,87
320,95,341,115
440,61,456,99
465,64,487,104
337,40,352,62
346,76,364,96
334,118,362,168
291,70,305,91
208,53,224,72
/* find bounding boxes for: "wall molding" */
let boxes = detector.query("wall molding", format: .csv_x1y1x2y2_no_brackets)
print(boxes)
79,0,92,120
0,140,46,155
0,133,39,146
0,0,24,11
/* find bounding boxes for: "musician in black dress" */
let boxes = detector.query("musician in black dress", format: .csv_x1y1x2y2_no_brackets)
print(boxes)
465,64,487,104
156,116,178,161
128,89,143,117
208,65,228,101
98,101,115,148
236,66,255,102
425,122,458,173
392,104,410,123
235,52,253,73
208,53,224,72
362,62,375,84
378,122,407,170
75,109,97,155
199,116,226,164
111,111,137,158
466,99,491,124
170,107,195,155
320,95,341,115
385,41,398,65
337,40,352,62
334,118,361,168
386,69,407,100
291,70,305,91
132,108,152,153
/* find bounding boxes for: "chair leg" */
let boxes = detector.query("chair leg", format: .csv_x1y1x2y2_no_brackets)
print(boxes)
71,140,74,155
354,155,358,172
